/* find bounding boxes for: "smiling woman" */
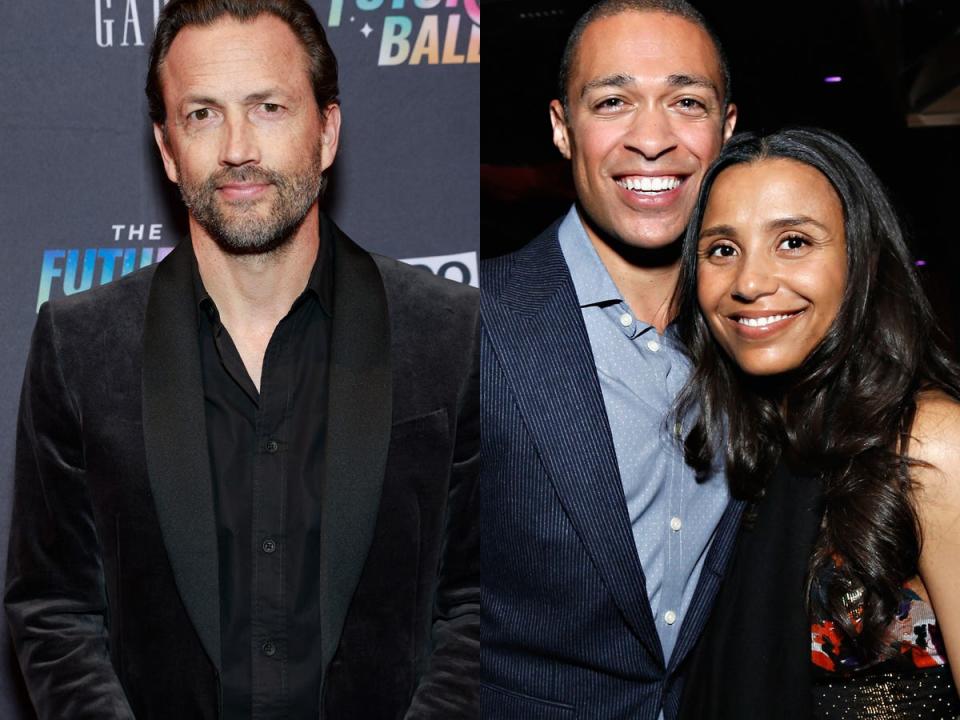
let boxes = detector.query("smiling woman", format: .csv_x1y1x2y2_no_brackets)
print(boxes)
673,128,960,719
695,158,847,376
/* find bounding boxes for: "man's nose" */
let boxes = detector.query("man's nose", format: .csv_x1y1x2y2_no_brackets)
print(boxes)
623,106,677,161
220,113,260,167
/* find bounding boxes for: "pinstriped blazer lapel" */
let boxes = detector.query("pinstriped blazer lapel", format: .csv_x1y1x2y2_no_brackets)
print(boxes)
667,496,745,674
483,226,664,667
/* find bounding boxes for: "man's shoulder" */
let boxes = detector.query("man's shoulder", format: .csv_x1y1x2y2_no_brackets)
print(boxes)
40,261,156,331
372,252,478,321
369,254,478,379
481,218,565,300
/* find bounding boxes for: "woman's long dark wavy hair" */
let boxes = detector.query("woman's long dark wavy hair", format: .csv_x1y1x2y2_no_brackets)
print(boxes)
674,128,960,660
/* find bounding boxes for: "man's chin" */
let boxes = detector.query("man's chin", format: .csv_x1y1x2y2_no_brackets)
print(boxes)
584,216,685,268
598,221,685,252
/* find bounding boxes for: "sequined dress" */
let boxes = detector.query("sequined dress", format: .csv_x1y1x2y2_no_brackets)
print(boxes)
811,578,960,719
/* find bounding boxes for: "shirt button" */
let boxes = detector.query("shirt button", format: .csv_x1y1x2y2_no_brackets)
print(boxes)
670,517,682,532
261,538,277,554
619,313,633,327
664,610,677,625
261,640,277,657
646,340,661,352
265,440,279,454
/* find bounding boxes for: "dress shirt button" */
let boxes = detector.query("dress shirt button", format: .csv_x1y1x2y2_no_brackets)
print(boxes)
670,517,682,532
265,440,279,454
261,641,277,657
664,610,677,626
646,340,661,352
619,313,633,327
261,538,277,554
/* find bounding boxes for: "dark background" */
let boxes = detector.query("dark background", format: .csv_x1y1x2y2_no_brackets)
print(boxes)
482,0,960,350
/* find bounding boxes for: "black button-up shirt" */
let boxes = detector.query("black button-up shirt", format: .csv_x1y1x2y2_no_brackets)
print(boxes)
193,237,333,719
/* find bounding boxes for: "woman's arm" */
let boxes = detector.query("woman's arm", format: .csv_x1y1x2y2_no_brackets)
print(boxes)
911,392,960,688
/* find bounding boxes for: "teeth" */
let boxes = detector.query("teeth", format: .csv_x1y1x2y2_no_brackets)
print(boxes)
737,313,797,327
617,176,681,192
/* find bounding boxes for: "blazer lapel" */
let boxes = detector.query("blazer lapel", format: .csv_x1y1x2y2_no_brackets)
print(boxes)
483,228,664,668
318,220,393,673
141,239,221,670
667,497,745,674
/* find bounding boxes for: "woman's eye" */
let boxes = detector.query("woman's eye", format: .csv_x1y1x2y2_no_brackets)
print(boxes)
779,235,809,251
708,244,737,258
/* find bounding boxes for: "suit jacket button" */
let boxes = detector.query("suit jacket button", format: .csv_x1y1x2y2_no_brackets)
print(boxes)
262,641,277,657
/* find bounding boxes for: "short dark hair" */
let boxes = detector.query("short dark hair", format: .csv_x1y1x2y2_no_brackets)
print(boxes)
674,127,960,663
146,0,339,125
557,0,731,115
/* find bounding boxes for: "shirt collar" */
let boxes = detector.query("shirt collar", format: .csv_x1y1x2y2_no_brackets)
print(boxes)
191,228,334,322
557,204,626,309
558,205,678,338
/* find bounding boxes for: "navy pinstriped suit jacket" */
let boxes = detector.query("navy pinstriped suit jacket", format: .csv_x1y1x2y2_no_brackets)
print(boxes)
480,221,744,720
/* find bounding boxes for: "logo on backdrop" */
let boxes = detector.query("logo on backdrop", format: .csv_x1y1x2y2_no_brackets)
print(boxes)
94,0,480,65
327,0,479,66
95,0,170,47
35,223,475,311
36,224,172,311
402,250,477,287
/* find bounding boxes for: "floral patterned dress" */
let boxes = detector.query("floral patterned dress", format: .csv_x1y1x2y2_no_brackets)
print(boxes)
811,576,959,719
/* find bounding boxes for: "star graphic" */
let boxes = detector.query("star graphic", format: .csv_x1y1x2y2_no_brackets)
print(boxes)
360,22,373,38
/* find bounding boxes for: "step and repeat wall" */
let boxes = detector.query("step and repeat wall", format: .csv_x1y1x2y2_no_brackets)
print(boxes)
0,1,478,713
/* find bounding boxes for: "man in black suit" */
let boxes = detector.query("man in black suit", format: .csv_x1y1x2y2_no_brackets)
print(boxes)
482,1,740,718
6,1,478,718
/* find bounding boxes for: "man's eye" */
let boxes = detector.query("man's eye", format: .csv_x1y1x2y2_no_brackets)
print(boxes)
263,103,280,113
594,97,625,112
188,108,211,121
677,98,706,112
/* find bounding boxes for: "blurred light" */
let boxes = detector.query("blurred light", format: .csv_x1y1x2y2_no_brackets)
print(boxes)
824,76,843,83
915,260,927,267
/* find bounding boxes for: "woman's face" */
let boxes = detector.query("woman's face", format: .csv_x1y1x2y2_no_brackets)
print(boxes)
696,158,847,376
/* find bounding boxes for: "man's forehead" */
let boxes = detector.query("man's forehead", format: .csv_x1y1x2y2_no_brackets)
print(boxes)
570,11,723,94
160,15,308,93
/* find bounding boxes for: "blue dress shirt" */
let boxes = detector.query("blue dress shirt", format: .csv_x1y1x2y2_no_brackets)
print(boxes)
558,206,729,664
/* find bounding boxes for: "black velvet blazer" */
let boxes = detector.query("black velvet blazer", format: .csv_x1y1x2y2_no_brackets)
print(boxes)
6,216,479,719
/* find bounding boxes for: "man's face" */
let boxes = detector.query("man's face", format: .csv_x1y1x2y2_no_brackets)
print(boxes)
153,14,340,255
551,11,736,251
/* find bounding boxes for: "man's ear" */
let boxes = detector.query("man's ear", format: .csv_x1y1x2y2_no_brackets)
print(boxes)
318,104,341,173
152,123,179,184
722,102,737,144
549,99,572,160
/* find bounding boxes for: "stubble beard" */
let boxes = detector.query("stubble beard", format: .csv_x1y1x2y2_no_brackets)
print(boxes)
176,140,326,256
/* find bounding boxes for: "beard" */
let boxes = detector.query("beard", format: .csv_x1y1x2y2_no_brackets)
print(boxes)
175,140,326,256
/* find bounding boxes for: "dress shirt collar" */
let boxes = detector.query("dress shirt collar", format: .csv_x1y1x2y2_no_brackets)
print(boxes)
557,205,623,310
556,205,688,341
190,222,335,323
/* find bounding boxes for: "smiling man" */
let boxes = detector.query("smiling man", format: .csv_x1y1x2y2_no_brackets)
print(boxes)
6,1,478,718
481,1,741,718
